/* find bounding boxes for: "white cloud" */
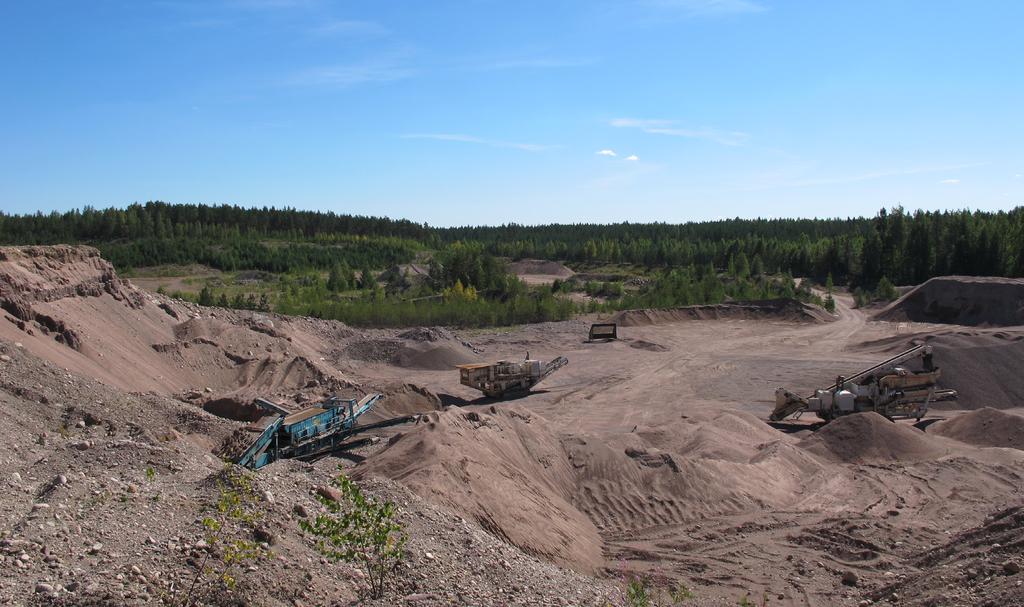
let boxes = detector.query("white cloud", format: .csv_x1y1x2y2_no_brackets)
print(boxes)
625,154,640,161
611,117,749,146
596,149,617,157
940,178,961,184
402,133,553,152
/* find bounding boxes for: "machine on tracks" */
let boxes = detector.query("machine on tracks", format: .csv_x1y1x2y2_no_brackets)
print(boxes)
771,344,957,422
235,393,382,470
456,354,568,399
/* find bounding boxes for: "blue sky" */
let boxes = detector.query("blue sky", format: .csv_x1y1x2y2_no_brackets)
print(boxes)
2,0,1022,226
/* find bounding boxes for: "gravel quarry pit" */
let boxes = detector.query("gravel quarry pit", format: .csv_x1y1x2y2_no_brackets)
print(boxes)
1,246,1023,606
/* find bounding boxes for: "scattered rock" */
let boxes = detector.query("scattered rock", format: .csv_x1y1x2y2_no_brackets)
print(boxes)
316,486,342,503
254,527,276,546
841,570,859,587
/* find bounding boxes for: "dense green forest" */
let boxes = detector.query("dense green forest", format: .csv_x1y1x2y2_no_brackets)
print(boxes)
2,202,1021,286
2,202,1022,327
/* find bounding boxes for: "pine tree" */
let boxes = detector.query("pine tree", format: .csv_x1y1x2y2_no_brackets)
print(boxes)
198,286,214,307
360,267,377,290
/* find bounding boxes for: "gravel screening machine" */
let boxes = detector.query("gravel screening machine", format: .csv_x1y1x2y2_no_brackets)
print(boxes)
456,354,568,399
235,393,381,470
771,344,957,422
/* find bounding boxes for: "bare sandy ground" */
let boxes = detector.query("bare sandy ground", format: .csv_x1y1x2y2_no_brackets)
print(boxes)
2,245,1022,606
508,259,575,285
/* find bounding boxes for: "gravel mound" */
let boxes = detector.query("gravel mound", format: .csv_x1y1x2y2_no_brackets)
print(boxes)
506,259,574,278
611,298,834,327
875,275,1024,326
798,412,947,463
924,331,1024,410
929,408,1024,450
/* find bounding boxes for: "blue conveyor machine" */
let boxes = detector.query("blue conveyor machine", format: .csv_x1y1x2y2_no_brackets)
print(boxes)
235,393,382,470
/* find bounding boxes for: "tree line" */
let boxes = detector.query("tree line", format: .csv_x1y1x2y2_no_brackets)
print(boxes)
2,202,1022,290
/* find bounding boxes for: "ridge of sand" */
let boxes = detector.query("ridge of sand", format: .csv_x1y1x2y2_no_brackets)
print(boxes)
0,245,353,407
357,405,606,572
875,275,1024,326
928,407,1024,449
610,298,834,327
507,259,574,278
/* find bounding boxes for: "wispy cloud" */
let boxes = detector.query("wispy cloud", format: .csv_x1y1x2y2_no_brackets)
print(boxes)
626,154,640,161
473,57,594,71
741,162,986,192
639,0,766,17
401,133,555,152
311,19,388,37
596,149,618,157
288,60,412,87
940,178,961,184
611,117,749,146
223,0,318,9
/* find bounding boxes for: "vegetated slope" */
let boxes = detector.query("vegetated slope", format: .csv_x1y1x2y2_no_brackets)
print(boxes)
928,407,1024,450
611,298,834,327
874,275,1024,326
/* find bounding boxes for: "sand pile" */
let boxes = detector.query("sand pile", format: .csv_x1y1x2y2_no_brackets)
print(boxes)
798,412,947,463
360,382,443,424
566,411,829,535
507,259,574,277
851,329,1024,410
508,259,575,285
875,276,1024,326
345,333,478,370
359,403,835,564
929,408,1024,450
924,331,1024,410
392,343,477,370
611,298,833,327
357,406,604,572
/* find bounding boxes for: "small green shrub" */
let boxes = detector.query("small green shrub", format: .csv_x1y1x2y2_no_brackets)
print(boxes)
667,581,694,602
179,465,269,606
626,576,651,607
300,467,407,599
